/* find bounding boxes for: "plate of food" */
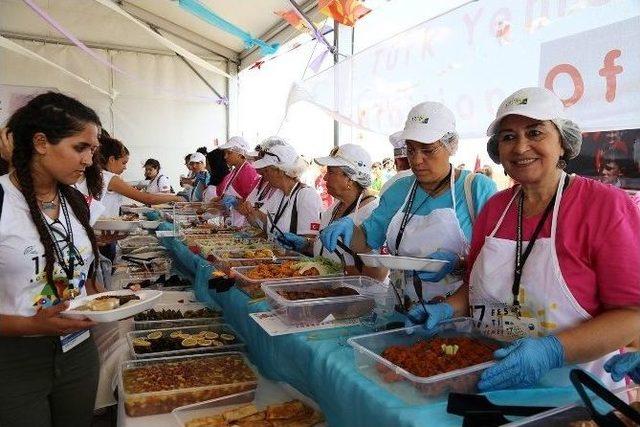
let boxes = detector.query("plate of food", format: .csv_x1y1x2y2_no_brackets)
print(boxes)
62,289,163,322
94,214,141,231
358,253,448,272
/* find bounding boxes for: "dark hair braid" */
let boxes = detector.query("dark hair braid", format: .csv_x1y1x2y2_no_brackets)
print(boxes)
7,91,102,286
84,159,104,199
60,184,99,279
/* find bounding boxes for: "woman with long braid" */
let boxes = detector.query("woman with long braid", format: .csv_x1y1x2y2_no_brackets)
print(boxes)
0,92,104,427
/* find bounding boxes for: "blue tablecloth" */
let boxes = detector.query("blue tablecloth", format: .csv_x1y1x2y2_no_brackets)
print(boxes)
158,227,581,427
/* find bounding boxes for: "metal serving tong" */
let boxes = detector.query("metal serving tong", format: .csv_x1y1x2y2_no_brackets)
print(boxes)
571,369,640,427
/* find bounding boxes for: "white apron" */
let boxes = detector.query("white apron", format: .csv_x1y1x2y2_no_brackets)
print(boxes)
468,171,622,388
222,162,248,227
386,170,468,303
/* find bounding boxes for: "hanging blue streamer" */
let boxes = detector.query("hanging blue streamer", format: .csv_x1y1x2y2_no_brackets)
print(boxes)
178,0,279,55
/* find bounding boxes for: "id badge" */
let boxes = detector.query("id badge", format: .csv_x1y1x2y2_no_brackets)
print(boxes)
60,330,90,353
502,312,541,339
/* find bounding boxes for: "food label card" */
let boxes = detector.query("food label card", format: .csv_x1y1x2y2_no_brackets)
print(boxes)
250,311,360,336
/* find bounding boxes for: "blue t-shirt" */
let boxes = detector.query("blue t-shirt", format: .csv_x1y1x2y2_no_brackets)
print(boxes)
361,170,497,250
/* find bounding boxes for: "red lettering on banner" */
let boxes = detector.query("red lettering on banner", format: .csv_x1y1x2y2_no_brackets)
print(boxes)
490,7,511,43
526,0,550,30
463,7,483,45
372,49,384,75
544,63,584,107
599,49,623,103
386,48,398,71
420,27,436,59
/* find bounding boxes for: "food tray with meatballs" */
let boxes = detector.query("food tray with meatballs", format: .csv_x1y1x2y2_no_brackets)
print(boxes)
262,276,390,326
347,317,505,403
120,352,258,417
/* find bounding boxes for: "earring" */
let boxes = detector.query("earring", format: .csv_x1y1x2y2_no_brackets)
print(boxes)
557,159,567,169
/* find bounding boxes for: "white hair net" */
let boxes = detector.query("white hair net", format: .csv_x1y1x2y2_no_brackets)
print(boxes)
278,156,308,179
440,131,459,155
340,165,372,188
486,118,582,164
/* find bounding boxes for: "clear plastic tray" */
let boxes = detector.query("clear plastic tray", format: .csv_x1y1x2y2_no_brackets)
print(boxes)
133,303,223,330
172,385,324,427
507,384,640,426
127,323,244,359
262,276,390,326
120,352,258,417
347,317,505,404
231,265,343,300
212,250,301,274
119,235,160,252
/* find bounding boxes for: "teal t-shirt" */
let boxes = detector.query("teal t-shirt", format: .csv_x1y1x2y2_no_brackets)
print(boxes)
361,169,497,250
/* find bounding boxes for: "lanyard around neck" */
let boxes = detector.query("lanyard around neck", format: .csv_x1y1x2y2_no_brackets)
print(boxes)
394,165,452,254
270,181,301,234
512,175,569,306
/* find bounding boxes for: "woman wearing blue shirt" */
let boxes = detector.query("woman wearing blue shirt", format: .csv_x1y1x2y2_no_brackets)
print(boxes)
321,102,497,303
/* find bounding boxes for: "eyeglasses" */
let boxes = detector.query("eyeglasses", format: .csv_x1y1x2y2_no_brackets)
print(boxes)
262,151,281,162
328,147,366,169
406,143,442,158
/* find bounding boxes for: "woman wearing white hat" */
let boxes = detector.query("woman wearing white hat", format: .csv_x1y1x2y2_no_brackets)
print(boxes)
248,142,322,239
406,87,640,391
214,136,259,226
380,131,413,194
279,144,387,279
321,102,497,303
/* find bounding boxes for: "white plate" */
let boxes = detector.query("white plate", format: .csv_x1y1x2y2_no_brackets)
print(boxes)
357,253,447,272
140,220,161,230
62,290,163,322
94,219,140,231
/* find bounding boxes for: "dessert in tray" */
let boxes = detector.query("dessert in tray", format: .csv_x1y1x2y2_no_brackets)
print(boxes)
245,258,342,280
184,399,324,427
130,325,240,357
121,353,257,416
135,306,220,321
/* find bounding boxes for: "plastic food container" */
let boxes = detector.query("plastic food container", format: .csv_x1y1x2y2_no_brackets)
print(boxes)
172,385,323,427
262,276,390,326
231,266,343,299
119,235,160,253
127,323,244,359
211,250,301,274
133,303,223,330
347,317,505,404
507,384,640,426
120,352,258,417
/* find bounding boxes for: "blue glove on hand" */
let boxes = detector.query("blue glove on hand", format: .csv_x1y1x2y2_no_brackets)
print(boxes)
222,195,238,209
604,352,640,383
404,302,454,330
478,335,565,391
277,232,307,252
319,217,354,252
144,211,160,221
417,250,459,283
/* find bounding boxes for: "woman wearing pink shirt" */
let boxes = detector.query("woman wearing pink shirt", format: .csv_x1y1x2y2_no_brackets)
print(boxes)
406,87,640,391
214,136,259,226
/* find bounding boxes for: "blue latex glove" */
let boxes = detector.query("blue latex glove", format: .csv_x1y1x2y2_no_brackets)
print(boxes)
277,232,307,252
319,217,354,252
478,335,565,391
404,302,454,330
143,211,160,221
221,195,238,209
604,352,640,383
417,250,459,282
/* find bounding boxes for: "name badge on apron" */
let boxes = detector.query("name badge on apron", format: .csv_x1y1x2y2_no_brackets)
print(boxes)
60,330,90,353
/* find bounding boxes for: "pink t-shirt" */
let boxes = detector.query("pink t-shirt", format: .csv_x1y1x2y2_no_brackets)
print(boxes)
222,161,259,199
466,175,640,316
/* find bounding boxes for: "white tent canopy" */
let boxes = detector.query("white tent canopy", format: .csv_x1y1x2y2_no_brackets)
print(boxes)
0,0,318,184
